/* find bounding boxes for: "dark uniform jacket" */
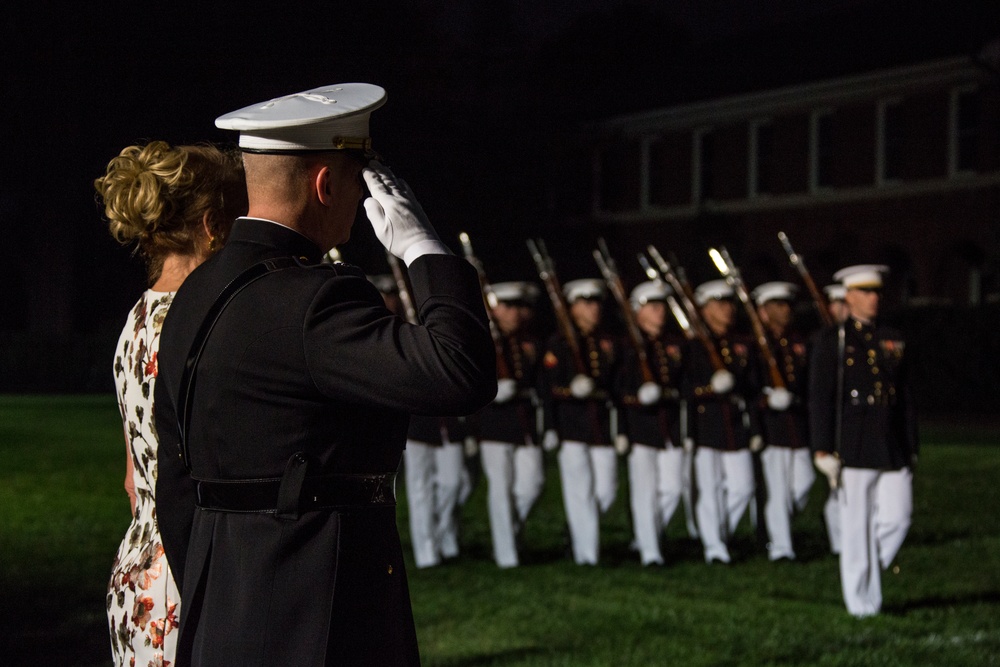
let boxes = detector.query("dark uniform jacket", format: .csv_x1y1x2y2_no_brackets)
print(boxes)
541,328,619,445
614,332,685,448
682,331,761,450
760,329,810,449
407,414,468,446
474,333,542,445
154,218,495,667
808,317,918,470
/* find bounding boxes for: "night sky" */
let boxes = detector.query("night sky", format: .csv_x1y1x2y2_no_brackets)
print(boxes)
1,0,996,390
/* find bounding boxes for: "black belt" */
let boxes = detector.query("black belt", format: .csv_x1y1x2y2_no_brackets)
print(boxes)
196,472,396,515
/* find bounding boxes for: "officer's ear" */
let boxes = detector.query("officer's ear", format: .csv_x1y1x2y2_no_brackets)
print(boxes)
314,165,334,207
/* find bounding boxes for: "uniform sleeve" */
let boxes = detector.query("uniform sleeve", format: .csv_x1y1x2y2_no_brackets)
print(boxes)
808,327,838,453
304,253,497,416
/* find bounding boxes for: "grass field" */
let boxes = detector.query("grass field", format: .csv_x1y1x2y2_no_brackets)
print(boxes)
1,395,998,666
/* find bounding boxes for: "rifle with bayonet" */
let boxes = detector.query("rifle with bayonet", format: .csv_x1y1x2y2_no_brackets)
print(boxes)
527,239,589,384
459,232,515,395
708,246,792,410
593,238,661,405
778,231,833,328
644,244,734,394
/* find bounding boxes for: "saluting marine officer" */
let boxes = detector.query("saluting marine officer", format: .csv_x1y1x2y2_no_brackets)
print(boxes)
683,279,763,564
153,84,496,666
541,278,621,565
809,265,917,617
476,281,546,568
613,280,687,567
751,281,815,562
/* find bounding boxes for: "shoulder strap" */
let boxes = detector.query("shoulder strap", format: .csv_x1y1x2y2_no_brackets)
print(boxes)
175,256,299,471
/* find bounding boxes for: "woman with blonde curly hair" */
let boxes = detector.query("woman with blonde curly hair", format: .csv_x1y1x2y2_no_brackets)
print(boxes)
95,140,247,667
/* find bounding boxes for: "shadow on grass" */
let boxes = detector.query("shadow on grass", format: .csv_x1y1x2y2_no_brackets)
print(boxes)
885,590,1000,615
431,646,552,667
0,581,109,667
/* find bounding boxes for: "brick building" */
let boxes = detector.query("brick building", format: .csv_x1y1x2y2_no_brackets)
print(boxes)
550,52,1000,310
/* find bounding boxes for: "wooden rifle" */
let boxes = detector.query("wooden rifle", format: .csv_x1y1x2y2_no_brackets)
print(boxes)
708,247,791,408
637,253,694,340
459,232,513,379
527,238,589,377
778,231,833,327
645,244,731,384
593,239,658,393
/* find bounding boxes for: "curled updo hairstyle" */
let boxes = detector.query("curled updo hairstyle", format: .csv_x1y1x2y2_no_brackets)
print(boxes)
94,141,248,284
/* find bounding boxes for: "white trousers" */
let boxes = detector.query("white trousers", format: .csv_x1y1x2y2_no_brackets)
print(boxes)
839,467,913,617
824,488,842,555
404,440,465,568
694,447,755,563
760,446,815,560
627,443,684,565
558,441,619,565
480,441,545,568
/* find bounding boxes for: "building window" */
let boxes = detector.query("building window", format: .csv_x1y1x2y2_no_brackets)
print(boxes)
877,99,904,185
749,120,773,197
595,141,641,212
694,129,714,203
950,86,981,175
810,110,834,191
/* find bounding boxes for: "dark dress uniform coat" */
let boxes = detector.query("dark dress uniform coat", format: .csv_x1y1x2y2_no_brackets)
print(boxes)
760,329,810,448
614,333,686,448
540,329,620,445
808,317,917,469
474,333,542,445
682,332,761,450
154,218,495,667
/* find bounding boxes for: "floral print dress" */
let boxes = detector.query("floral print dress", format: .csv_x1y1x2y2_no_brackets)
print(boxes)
107,291,180,667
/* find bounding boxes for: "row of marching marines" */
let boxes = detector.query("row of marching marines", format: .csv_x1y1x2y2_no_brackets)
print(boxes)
347,231,918,619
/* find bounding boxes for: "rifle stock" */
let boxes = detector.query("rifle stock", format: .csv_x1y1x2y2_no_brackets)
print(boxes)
527,239,588,376
593,239,655,385
708,247,787,391
646,244,729,374
778,231,833,327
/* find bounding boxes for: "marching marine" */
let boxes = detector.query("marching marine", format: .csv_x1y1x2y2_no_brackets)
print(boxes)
752,281,815,561
809,265,918,617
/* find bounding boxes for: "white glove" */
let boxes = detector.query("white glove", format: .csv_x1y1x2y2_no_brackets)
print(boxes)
683,437,695,453
749,435,765,453
569,374,595,399
709,369,735,394
614,434,631,456
813,452,841,489
765,387,793,411
637,381,662,406
542,429,560,452
362,162,449,266
464,436,479,458
494,378,517,404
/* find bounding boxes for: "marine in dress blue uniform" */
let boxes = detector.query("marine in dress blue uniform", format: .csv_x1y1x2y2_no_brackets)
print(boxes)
613,280,687,566
154,84,496,666
751,281,815,561
809,265,917,617
683,280,763,564
540,279,621,565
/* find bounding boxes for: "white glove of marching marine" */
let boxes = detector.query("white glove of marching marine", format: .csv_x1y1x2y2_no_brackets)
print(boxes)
614,434,631,456
542,429,561,452
637,381,663,406
464,436,480,458
362,162,450,266
569,374,595,399
709,369,735,394
748,435,765,453
813,452,841,489
494,378,518,404
764,386,793,411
